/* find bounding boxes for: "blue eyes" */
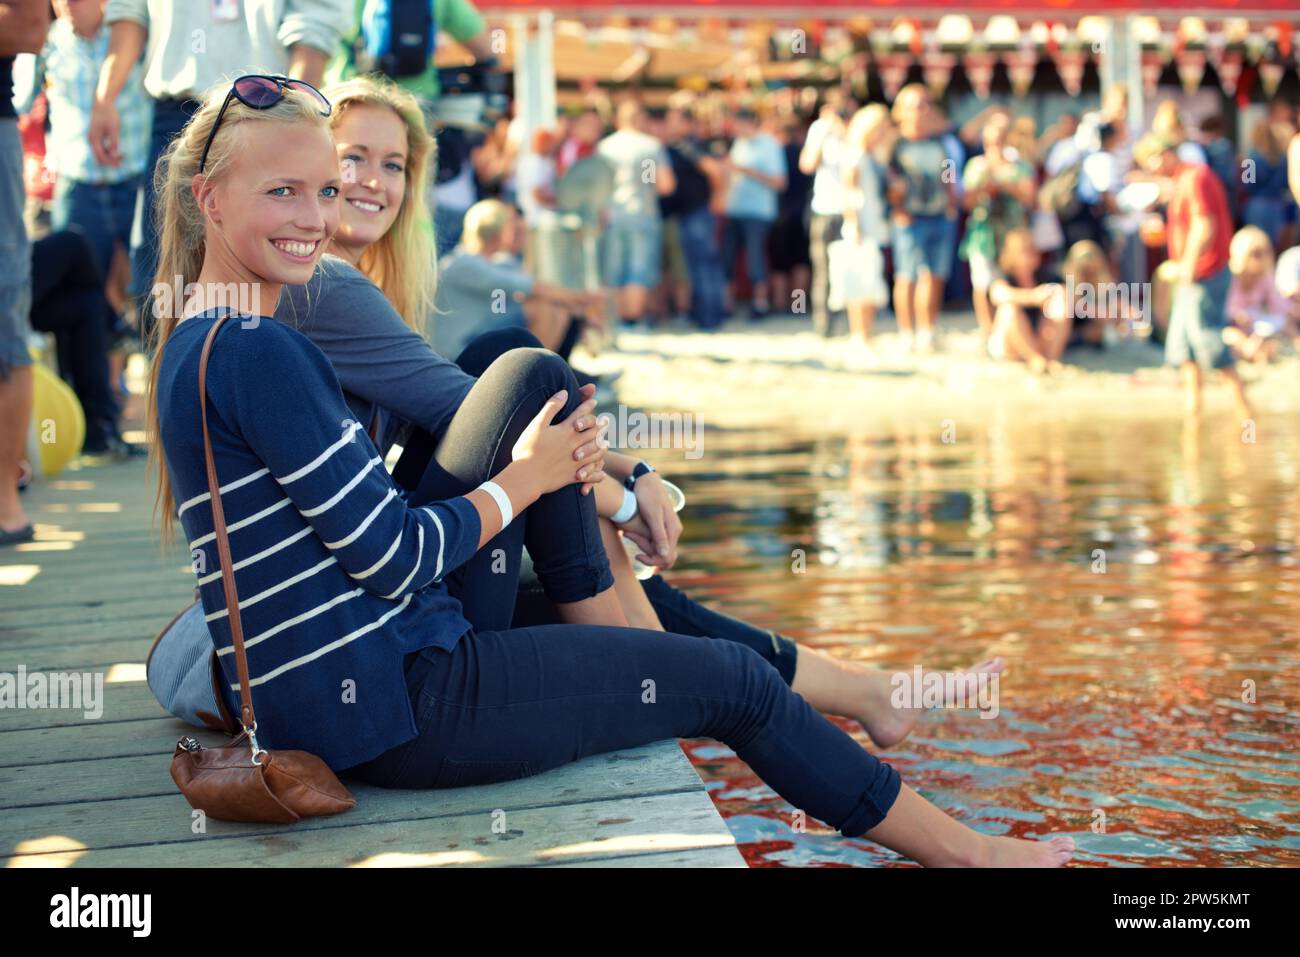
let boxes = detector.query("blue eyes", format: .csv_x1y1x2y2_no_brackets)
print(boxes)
266,185,340,198
342,154,404,175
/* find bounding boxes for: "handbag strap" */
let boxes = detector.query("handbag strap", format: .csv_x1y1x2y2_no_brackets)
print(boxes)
196,313,258,735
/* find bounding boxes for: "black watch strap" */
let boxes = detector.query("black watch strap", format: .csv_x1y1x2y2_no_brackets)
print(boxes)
623,461,656,492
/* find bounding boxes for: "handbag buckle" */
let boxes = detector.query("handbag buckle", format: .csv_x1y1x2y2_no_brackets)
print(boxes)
245,723,268,766
179,736,203,753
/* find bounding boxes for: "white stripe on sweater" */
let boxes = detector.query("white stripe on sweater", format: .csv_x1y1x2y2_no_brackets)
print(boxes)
382,523,423,600
189,497,293,549
277,421,364,484
216,587,363,656
196,525,314,586
353,527,402,581
204,556,338,622
177,467,271,517
421,507,446,581
236,594,416,689
299,457,382,517
324,488,397,549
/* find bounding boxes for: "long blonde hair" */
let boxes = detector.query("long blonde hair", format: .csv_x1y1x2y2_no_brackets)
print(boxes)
323,76,437,331
146,81,334,541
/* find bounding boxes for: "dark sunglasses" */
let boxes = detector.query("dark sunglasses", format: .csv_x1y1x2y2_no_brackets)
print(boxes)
199,74,332,174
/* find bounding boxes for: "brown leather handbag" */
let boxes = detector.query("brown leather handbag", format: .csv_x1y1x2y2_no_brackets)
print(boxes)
170,314,357,824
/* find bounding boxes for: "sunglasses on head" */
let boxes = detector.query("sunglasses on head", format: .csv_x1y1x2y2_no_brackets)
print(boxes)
199,74,332,174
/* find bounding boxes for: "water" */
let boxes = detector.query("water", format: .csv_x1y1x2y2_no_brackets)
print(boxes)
661,414,1300,867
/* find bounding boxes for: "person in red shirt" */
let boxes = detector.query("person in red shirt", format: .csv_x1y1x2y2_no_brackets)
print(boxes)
1134,134,1251,421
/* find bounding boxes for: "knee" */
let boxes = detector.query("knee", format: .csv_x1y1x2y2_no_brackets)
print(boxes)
455,326,546,376
993,303,1021,328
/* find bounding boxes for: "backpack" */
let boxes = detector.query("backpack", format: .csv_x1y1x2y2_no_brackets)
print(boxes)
355,0,436,79
1039,161,1084,222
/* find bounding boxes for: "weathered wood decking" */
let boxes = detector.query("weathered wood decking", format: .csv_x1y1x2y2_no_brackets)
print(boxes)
0,459,744,867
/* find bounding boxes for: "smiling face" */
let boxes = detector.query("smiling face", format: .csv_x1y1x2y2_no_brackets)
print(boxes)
332,102,409,259
193,118,340,294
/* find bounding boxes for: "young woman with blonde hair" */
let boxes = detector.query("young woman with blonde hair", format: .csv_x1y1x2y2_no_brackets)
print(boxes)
264,75,1009,750
148,74,1074,868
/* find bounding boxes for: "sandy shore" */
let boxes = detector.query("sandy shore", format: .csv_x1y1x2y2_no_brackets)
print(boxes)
576,311,1300,433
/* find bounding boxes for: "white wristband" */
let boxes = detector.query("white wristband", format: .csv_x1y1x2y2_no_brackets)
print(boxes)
611,486,638,524
477,480,513,528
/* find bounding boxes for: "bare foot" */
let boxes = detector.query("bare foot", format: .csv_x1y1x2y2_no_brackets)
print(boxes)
1027,354,1048,375
859,657,1006,750
977,834,1076,868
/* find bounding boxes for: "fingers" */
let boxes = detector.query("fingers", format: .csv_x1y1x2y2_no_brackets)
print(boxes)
566,395,598,430
540,389,568,421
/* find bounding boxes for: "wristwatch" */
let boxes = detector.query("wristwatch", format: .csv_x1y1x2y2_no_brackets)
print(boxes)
623,461,656,492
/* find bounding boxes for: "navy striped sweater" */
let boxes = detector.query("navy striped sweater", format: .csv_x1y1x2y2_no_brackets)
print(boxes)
157,311,482,769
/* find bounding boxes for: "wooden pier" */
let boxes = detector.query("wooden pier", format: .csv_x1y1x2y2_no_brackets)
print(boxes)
0,459,744,867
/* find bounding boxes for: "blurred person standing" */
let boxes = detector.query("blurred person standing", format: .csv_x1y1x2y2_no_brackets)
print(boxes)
90,0,352,343
514,125,558,270
886,84,956,353
721,107,786,319
663,104,725,330
28,0,149,343
768,112,811,317
0,0,50,548
799,89,855,336
557,108,604,177
595,99,675,328
1242,116,1292,248
839,103,893,358
1133,134,1250,421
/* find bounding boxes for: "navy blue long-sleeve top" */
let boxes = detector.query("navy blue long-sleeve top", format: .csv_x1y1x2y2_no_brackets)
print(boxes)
157,310,482,769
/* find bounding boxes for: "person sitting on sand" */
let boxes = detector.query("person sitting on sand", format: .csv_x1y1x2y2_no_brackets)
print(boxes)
985,228,1064,374
1222,225,1300,364
1045,240,1129,351
147,74,1074,867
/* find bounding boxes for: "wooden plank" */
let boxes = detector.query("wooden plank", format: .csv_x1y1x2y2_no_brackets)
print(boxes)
0,742,709,855
0,682,163,731
4,791,741,868
0,717,190,768
0,638,154,673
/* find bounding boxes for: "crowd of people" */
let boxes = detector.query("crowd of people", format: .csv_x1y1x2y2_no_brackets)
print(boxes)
0,0,1107,868
506,83,1300,374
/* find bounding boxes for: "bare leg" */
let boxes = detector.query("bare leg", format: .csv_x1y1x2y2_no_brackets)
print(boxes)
893,277,915,340
598,516,664,630
847,301,877,345
913,271,937,339
0,367,33,533
971,284,993,340
994,304,1049,373
1219,365,1252,422
866,783,1076,867
1181,361,1202,419
1038,313,1072,365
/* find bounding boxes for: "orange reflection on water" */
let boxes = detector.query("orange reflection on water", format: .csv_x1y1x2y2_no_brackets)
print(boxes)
663,414,1300,867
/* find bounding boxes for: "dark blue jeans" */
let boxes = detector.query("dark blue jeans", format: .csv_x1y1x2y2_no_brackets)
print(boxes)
346,621,900,836
50,174,141,281
722,214,773,286
133,97,200,345
678,206,726,329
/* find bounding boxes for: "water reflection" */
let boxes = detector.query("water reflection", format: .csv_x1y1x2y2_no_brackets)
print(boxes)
665,414,1300,867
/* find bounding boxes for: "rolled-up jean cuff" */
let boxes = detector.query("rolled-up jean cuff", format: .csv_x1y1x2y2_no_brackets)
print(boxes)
838,762,903,837
533,559,615,606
